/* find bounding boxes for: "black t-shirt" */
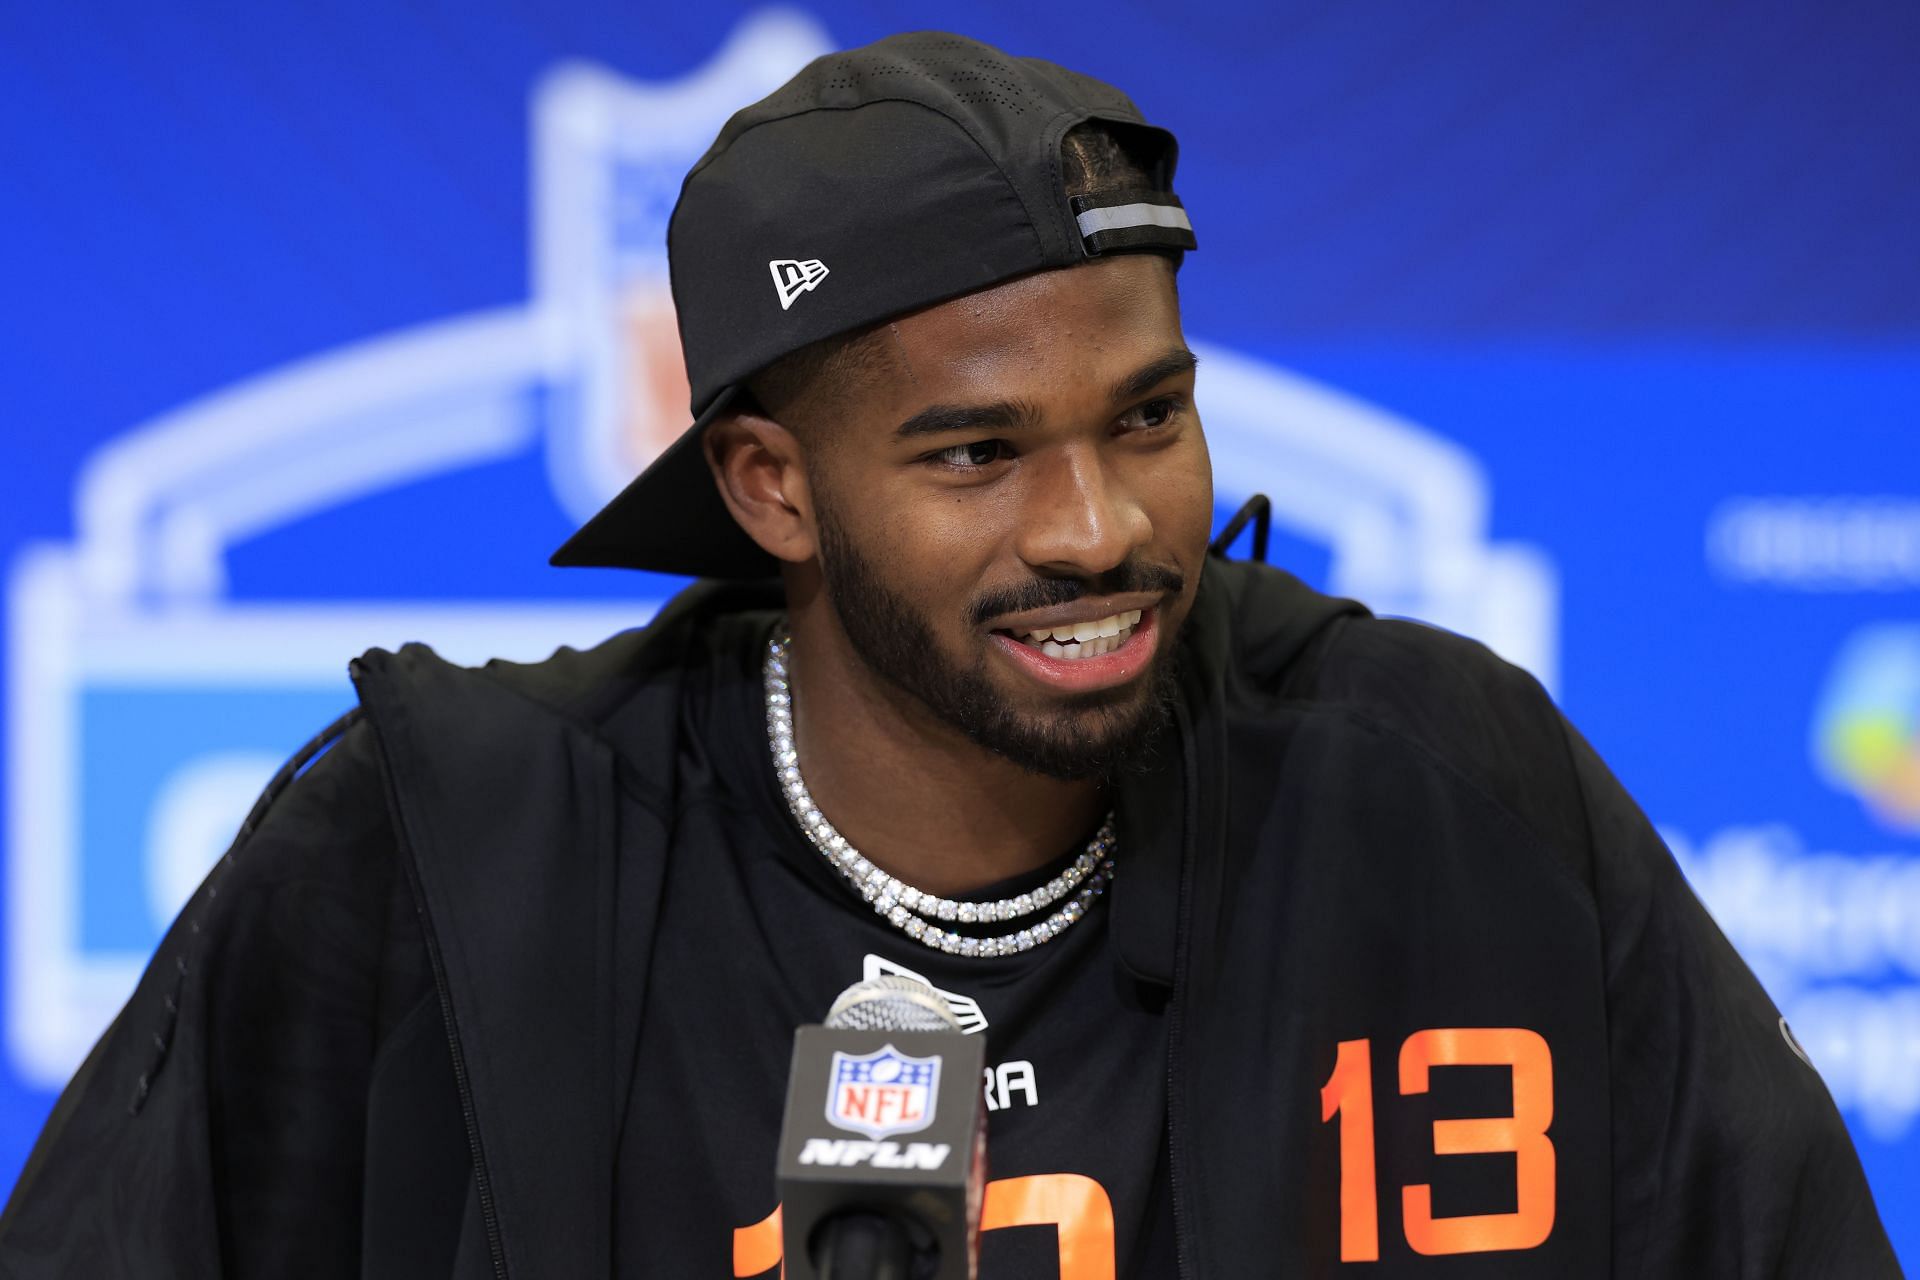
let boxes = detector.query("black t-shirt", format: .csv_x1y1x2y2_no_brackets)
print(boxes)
614,615,1176,1277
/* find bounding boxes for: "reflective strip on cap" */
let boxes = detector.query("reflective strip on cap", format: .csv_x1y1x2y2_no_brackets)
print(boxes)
1075,202,1195,240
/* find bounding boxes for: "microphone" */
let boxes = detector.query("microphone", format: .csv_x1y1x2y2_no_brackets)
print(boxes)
777,975,989,1280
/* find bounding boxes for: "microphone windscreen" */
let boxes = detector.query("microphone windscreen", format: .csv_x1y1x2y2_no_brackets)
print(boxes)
825,975,963,1033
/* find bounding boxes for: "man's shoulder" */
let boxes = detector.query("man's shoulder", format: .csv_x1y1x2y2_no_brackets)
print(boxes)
351,578,783,740
1209,558,1554,733
1287,610,1558,745
160,712,415,1008
349,627,652,737
1210,559,1589,868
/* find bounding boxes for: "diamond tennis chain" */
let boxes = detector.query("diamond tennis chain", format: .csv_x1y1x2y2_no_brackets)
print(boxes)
763,631,1116,957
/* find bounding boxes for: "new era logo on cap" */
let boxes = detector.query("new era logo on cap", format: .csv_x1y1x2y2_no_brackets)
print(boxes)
770,258,830,310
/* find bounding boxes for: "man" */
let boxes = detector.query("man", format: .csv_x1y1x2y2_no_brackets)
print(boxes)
0,30,1901,1280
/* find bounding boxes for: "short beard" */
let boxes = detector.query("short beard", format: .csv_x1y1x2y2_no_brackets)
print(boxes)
812,505,1182,782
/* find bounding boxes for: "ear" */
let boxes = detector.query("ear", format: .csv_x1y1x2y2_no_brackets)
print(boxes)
703,404,818,564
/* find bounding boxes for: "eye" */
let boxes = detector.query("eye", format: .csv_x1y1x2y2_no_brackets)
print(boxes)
931,440,1012,469
1118,396,1184,433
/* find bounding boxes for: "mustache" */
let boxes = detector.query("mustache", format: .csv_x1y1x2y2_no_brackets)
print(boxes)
968,561,1187,628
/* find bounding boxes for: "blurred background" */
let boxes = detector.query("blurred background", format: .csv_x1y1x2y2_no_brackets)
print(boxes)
2,0,1916,1264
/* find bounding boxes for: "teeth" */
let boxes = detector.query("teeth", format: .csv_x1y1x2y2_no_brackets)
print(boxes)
1008,608,1153,660
1021,609,1145,645
1022,623,1135,660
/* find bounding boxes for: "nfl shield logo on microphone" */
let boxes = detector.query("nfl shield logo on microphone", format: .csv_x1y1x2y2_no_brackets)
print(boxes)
826,1046,941,1141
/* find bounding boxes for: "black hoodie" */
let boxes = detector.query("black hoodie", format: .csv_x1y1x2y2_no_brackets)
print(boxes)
0,557,1900,1277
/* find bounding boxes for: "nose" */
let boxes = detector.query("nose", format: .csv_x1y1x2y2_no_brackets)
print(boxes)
1010,444,1153,577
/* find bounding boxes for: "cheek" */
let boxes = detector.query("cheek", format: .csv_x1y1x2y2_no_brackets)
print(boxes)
1139,433,1216,555
864,496,1005,598
1193,441,1216,547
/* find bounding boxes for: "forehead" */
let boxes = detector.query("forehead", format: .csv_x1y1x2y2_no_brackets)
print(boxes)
860,254,1184,416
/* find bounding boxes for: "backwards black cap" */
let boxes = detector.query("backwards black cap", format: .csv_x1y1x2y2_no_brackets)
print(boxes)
550,30,1196,578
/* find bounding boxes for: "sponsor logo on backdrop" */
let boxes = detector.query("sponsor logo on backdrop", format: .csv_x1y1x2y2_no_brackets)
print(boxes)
1709,497,1920,591
1812,624,1920,833
1695,504,1920,1148
5,10,1555,1087
1670,823,1920,1140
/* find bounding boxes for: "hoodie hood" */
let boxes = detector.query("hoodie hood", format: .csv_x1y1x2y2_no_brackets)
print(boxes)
1108,554,1368,989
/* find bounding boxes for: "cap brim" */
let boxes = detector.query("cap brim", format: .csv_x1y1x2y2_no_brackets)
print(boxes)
548,386,777,578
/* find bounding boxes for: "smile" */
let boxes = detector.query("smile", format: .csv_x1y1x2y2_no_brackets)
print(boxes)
1010,608,1143,660
988,604,1161,694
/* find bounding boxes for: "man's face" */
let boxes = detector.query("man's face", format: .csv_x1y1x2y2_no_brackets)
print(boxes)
801,253,1213,780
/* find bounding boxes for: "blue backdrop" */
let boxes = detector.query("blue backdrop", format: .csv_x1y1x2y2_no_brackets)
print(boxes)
2,0,1916,1264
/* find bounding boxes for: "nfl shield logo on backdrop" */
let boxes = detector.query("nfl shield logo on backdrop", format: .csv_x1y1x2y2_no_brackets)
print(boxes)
826,1045,942,1141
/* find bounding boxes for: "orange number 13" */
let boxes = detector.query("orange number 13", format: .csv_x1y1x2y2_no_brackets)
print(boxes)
1320,1027,1554,1261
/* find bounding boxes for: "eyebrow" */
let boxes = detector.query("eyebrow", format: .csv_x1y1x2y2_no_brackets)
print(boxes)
890,347,1199,442
892,399,1040,441
1112,347,1199,404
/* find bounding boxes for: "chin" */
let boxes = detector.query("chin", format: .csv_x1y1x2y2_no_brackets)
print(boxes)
974,679,1177,782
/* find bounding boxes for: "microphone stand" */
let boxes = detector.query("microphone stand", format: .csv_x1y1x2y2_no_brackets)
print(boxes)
812,1211,917,1280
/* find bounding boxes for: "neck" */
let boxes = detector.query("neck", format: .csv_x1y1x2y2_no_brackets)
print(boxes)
778,600,1105,900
